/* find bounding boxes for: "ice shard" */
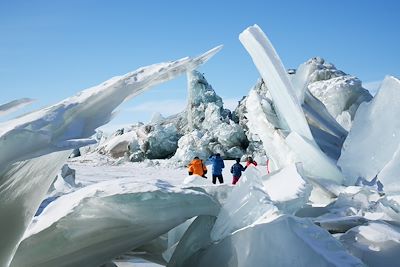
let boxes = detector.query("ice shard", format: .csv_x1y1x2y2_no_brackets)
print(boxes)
0,151,70,267
167,215,216,267
0,98,35,116
303,90,348,139
184,215,365,267
210,167,279,242
11,179,219,267
245,89,296,169
340,221,400,267
338,76,400,185
262,164,312,214
0,46,222,267
286,132,345,184
239,25,345,184
239,24,313,141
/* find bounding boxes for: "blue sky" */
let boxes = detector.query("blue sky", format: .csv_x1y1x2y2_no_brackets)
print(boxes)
1,0,399,131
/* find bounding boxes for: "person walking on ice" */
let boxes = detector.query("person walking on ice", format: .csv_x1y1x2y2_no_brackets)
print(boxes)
230,158,246,185
208,153,225,184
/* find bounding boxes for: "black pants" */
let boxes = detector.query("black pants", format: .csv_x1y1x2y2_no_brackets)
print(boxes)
212,174,224,184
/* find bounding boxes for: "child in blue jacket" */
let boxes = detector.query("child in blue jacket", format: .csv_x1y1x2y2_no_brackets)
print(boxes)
230,158,246,185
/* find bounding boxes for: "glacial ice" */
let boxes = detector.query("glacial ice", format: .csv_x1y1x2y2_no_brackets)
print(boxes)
338,76,400,185
11,179,219,267
0,46,221,266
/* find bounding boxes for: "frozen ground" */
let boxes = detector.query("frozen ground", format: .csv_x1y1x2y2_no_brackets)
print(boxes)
69,154,266,189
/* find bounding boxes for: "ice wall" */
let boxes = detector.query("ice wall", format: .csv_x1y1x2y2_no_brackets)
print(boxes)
0,46,221,267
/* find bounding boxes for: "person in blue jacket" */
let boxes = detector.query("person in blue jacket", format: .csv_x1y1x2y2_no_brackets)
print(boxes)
230,158,246,185
208,153,225,184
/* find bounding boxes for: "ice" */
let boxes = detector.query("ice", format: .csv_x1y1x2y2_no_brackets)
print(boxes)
0,151,70,267
119,218,195,265
184,215,365,267
0,98,35,116
186,71,227,131
50,164,81,195
338,76,400,185
303,90,348,139
99,130,138,158
245,89,296,170
379,148,400,193
340,221,400,267
239,24,313,141
0,46,222,169
210,167,279,242
167,215,216,267
308,76,372,126
262,163,312,213
0,46,221,266
239,25,346,184
286,132,345,184
172,71,247,164
95,70,247,164
11,179,219,267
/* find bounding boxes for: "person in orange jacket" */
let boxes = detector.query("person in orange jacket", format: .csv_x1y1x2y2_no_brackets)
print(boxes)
188,156,208,178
